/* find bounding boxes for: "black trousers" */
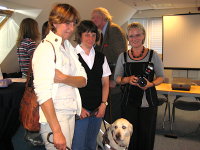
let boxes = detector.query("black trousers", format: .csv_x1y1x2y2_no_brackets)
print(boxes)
104,86,122,124
123,105,158,150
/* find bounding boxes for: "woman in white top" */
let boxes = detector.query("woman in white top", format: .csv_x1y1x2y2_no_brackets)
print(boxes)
72,20,111,150
32,4,87,150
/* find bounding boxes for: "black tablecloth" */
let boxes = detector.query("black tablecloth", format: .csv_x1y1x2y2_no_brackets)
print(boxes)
0,82,25,150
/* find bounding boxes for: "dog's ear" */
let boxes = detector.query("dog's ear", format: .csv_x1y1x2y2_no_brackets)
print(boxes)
110,123,115,131
128,123,133,136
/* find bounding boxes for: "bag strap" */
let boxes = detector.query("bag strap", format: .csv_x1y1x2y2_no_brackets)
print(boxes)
26,56,34,88
46,40,56,63
26,40,56,88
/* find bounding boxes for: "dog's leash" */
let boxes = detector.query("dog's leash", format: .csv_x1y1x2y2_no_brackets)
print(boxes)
75,108,99,120
47,132,71,150
102,117,108,132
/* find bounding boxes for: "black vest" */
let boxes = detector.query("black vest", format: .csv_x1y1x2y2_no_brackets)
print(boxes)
78,51,104,111
121,50,158,109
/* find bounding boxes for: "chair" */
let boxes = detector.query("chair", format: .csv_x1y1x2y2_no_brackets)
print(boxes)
171,97,200,131
157,94,170,129
157,77,171,129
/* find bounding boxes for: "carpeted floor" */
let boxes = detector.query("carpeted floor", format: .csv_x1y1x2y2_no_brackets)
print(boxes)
12,96,200,150
154,96,200,150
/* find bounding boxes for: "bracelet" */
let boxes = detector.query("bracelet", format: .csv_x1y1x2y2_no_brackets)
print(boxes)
152,82,156,87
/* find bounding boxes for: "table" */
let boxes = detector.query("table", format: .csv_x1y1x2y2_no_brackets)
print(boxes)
156,83,200,98
0,82,25,150
156,83,200,138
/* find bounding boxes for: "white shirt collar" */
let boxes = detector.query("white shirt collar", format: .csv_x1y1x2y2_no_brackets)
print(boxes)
75,44,95,56
102,22,108,36
75,44,95,69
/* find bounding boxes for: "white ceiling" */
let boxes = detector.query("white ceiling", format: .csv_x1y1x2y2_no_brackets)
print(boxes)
119,0,200,10
1,0,200,11
0,0,200,26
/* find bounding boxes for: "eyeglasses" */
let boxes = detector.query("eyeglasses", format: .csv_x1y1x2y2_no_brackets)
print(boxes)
128,33,143,39
66,20,78,26
47,132,71,150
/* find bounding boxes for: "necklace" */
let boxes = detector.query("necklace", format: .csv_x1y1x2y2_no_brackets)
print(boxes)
131,47,145,58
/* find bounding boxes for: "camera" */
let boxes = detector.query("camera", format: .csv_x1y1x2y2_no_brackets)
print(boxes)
137,63,153,87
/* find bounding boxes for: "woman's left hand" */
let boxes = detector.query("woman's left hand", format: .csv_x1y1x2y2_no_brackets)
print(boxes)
80,108,90,119
96,103,106,118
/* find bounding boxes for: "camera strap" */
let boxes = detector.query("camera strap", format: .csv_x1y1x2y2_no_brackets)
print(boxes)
148,50,154,63
123,51,127,63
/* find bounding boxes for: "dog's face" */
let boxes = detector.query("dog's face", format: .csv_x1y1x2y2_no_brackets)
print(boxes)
110,118,133,147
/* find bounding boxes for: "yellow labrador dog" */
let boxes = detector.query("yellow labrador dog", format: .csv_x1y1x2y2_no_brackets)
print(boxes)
97,118,133,150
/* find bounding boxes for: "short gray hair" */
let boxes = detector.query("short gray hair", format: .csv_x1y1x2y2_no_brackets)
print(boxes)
92,7,112,21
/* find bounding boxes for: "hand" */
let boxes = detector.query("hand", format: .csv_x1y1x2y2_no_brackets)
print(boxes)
80,108,90,119
109,80,116,88
96,103,106,118
128,75,138,86
54,69,66,83
53,131,66,150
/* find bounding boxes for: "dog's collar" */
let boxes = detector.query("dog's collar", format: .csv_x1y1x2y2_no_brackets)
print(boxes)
103,135,118,150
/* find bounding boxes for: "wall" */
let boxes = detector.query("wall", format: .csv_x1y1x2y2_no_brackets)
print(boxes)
0,0,135,73
131,7,200,82
0,0,42,73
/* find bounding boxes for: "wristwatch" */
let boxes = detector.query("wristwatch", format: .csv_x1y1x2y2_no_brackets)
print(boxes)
102,101,108,106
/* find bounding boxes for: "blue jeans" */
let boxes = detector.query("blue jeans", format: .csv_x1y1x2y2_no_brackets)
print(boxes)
72,116,102,150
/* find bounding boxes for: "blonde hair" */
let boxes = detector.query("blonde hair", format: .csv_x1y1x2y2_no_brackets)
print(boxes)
127,22,146,44
92,7,112,22
48,3,80,33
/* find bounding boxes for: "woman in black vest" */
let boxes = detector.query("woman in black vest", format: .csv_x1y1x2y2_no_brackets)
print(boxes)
72,20,111,150
114,22,164,150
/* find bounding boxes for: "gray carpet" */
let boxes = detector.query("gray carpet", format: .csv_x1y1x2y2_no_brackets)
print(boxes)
12,96,200,150
155,96,200,150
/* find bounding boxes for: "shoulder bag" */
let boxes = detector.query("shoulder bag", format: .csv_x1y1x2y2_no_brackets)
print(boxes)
20,40,56,131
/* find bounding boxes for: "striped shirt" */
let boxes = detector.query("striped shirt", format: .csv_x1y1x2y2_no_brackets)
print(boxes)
17,38,37,76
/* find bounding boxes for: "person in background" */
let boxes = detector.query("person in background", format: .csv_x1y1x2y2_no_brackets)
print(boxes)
42,21,49,40
72,20,111,150
16,17,43,146
91,7,127,123
32,3,87,150
16,18,40,78
91,7,127,75
114,22,164,150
